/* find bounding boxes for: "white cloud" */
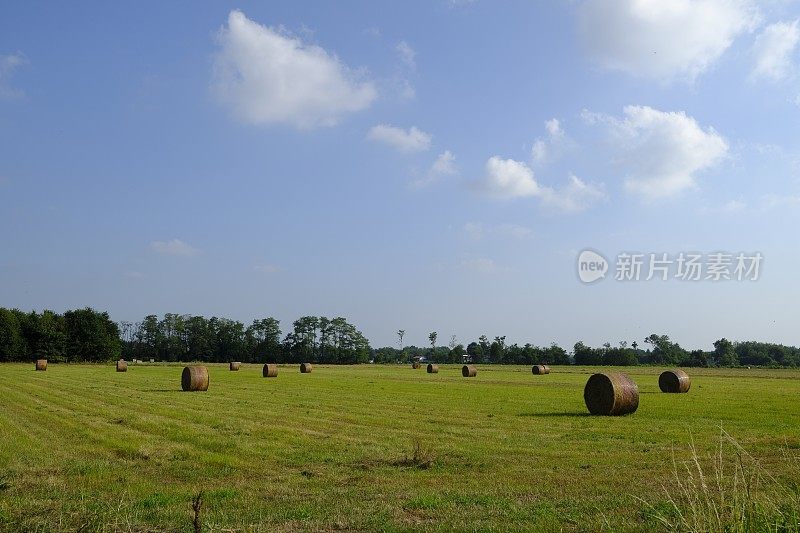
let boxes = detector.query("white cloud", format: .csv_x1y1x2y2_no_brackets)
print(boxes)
463,222,484,240
459,257,498,273
532,118,568,164
541,174,607,213
430,150,456,176
150,239,198,257
464,222,533,240
0,52,26,99
761,193,800,209
751,19,799,81
723,199,746,212
212,10,376,129
476,157,604,212
253,264,281,274
411,150,458,188
498,223,534,239
396,41,416,69
531,139,547,163
545,118,563,138
587,105,728,199
701,199,747,213
479,156,541,198
577,0,759,81
391,42,417,100
398,78,416,99
367,124,432,152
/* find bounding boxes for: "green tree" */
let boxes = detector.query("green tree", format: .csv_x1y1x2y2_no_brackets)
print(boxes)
63,308,121,362
466,341,483,363
713,338,738,367
573,341,601,365
644,334,688,366
428,331,437,354
449,343,465,362
185,315,214,361
478,335,491,363
489,336,506,364
246,318,282,362
0,308,25,362
27,310,66,361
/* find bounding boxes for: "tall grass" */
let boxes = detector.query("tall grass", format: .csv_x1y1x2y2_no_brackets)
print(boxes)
646,430,800,532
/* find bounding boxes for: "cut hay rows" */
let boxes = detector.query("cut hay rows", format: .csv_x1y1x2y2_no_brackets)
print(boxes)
583,372,639,416
181,366,209,392
659,369,691,393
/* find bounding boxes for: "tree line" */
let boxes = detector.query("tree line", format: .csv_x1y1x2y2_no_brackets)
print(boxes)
0,307,120,362
120,314,371,364
0,308,369,364
1,307,799,367
375,331,800,368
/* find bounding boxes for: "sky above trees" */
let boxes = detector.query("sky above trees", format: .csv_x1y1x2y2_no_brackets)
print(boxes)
1,1,799,349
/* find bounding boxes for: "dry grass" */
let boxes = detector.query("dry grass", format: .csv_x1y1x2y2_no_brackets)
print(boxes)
394,438,436,470
643,430,800,532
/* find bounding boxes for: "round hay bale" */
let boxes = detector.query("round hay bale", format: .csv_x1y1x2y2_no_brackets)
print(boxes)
263,363,278,377
426,363,439,374
532,364,550,375
412,361,421,369
35,359,47,371
229,361,241,371
542,364,551,374
583,372,639,416
462,365,477,377
300,362,313,373
659,369,690,393
181,366,209,392
116,359,127,372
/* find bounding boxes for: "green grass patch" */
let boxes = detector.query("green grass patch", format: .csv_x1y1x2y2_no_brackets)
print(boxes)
0,363,798,531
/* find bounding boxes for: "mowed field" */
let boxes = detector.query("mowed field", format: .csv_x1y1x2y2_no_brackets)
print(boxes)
0,364,799,532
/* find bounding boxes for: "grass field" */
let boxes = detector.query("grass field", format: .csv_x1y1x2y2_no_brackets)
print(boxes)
0,363,799,532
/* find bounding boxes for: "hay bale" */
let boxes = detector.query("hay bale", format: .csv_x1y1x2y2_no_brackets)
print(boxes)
229,361,241,371
35,359,47,371
116,359,127,372
583,372,639,416
531,364,550,375
412,361,421,369
659,369,690,393
427,363,439,374
300,362,313,373
181,366,209,392
263,363,278,377
462,365,477,377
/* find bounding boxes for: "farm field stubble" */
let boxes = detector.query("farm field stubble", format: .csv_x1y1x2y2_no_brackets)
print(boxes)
0,363,798,532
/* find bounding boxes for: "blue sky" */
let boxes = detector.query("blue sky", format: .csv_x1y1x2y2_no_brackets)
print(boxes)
1,1,800,349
